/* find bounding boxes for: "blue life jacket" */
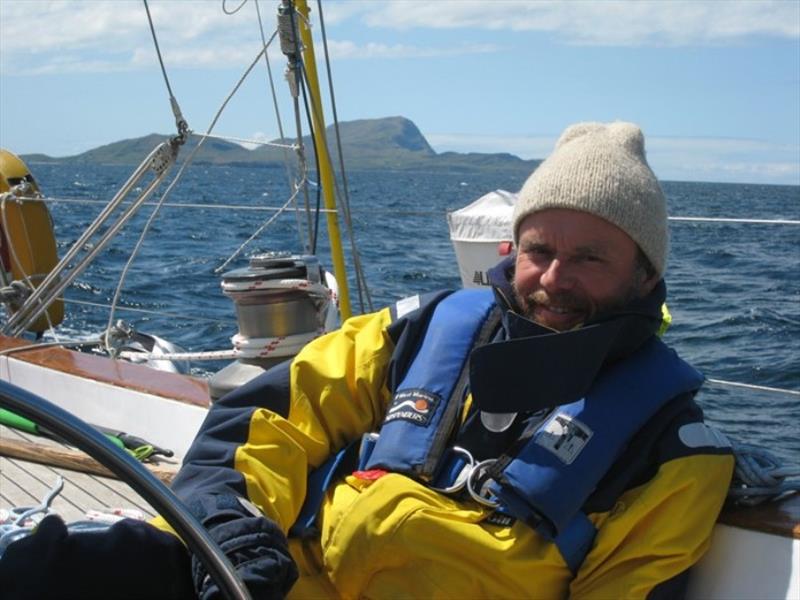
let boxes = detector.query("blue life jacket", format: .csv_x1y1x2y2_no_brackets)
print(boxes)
293,288,704,573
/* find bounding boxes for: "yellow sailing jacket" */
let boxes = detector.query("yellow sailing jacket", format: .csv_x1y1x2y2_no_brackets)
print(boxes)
158,286,734,599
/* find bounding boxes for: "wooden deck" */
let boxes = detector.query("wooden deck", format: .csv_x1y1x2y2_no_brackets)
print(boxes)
0,425,157,523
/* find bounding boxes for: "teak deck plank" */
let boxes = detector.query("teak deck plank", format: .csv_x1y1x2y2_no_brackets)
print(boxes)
0,425,155,523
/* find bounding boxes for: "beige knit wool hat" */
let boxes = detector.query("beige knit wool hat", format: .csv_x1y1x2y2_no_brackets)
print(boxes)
513,121,668,277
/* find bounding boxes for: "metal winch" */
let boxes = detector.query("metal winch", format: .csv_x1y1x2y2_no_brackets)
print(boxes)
208,253,337,401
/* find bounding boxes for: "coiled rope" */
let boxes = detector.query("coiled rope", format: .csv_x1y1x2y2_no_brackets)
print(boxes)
728,442,800,506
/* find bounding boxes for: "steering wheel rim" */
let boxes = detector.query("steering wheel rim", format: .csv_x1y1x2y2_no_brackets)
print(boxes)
0,379,251,600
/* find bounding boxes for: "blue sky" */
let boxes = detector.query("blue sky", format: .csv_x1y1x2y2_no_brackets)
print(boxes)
1,0,798,185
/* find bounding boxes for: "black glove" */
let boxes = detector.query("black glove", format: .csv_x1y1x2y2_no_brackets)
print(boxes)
0,514,194,600
188,494,298,600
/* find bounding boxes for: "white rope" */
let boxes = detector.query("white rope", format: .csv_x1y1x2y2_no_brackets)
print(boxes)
116,329,323,362
728,442,800,505
192,132,297,151
214,181,306,274
63,298,235,325
231,330,322,358
118,348,237,362
706,378,800,397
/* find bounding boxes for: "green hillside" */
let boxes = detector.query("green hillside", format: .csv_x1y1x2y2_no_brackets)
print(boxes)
21,116,540,174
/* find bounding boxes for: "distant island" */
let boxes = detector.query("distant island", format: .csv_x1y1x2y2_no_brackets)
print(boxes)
21,116,540,175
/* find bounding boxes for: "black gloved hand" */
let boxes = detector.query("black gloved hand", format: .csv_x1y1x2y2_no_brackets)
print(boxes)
188,494,298,600
0,514,194,600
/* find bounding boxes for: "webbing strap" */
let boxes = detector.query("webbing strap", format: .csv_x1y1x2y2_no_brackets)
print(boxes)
289,441,359,538
553,512,597,575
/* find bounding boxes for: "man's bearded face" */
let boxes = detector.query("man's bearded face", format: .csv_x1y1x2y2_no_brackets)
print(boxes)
513,209,657,331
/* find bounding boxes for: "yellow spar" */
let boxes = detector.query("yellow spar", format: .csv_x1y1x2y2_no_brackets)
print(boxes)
294,0,352,320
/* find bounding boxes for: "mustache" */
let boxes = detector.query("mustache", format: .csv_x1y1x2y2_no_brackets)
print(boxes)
522,290,589,312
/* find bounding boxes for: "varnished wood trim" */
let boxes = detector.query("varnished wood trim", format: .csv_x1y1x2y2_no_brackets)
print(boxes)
0,335,210,408
719,494,800,539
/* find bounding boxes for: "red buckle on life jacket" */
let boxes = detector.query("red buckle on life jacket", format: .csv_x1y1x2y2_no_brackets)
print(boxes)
352,469,388,481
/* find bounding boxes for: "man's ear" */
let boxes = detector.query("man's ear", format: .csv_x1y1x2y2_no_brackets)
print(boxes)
640,270,660,297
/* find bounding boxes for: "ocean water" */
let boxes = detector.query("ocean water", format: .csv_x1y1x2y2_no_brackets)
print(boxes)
23,162,800,465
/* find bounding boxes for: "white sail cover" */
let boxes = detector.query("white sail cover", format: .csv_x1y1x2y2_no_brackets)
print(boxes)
447,190,516,288
447,189,516,242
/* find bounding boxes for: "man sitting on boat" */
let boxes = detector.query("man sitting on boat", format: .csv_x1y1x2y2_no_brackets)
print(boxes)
0,122,734,599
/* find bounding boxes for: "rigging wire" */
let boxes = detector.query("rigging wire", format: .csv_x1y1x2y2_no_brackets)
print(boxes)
707,378,800,397
8,4,796,400
142,0,188,143
253,0,306,251
194,132,296,150
283,0,326,255
316,0,372,312
39,196,336,214
65,298,235,325
278,0,315,251
668,216,799,225
37,195,800,224
143,1,176,102
105,19,274,355
2,144,179,338
222,0,249,15
290,2,369,311
214,180,307,273
296,58,324,254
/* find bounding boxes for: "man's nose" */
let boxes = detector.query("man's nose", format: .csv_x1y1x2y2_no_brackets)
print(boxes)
539,259,573,291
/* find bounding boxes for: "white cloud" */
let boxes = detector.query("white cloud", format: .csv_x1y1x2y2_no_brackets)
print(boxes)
0,1,494,74
427,131,800,185
4,0,797,77
647,136,800,184
326,40,497,60
357,0,800,46
427,133,555,160
0,1,267,74
317,1,371,26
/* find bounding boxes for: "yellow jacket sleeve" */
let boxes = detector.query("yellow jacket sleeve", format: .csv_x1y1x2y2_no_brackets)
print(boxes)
237,308,396,530
571,451,734,599
153,307,396,537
